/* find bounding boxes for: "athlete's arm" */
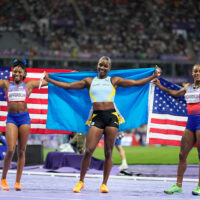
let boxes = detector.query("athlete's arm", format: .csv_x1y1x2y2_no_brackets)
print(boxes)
28,79,48,89
153,79,186,97
26,79,48,93
0,80,9,89
44,73,90,89
113,66,161,88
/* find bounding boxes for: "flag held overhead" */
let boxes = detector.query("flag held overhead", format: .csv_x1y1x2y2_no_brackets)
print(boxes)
46,68,155,133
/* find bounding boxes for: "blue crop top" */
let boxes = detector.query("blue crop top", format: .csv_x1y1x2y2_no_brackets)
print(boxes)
89,76,116,103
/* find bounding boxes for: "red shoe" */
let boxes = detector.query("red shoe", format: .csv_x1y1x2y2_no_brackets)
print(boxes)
73,181,85,193
100,184,109,193
14,182,24,191
0,179,9,191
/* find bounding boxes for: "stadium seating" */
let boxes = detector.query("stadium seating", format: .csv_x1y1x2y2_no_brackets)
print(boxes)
0,0,198,59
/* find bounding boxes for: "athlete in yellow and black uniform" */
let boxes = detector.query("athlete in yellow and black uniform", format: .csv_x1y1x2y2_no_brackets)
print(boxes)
44,56,161,193
89,76,119,129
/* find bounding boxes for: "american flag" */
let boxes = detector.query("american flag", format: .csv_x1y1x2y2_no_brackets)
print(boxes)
147,78,188,146
0,67,74,134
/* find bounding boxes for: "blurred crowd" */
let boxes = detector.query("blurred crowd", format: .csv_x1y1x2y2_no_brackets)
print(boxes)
0,0,200,59
27,125,147,150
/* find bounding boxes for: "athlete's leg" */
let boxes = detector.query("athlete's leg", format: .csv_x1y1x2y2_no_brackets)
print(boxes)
79,126,103,182
16,124,30,183
115,145,126,161
115,144,128,170
102,126,118,185
177,129,195,187
1,123,18,180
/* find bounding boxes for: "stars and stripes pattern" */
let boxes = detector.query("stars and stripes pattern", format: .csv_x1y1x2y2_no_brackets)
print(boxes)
0,67,74,134
147,78,188,146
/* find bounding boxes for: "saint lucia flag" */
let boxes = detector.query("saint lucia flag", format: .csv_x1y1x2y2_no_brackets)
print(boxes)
46,68,155,133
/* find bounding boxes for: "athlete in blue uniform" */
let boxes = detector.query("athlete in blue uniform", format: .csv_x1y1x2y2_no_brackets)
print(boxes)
0,59,48,191
45,56,161,193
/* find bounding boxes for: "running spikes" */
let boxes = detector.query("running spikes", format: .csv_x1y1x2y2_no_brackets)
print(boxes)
164,184,182,194
100,184,109,193
192,186,200,195
14,182,23,191
73,181,85,193
0,179,9,191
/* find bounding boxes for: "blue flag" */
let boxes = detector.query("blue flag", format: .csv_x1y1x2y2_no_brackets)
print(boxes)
46,68,155,133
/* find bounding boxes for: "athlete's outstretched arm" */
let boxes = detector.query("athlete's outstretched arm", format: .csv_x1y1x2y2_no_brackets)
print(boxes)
26,79,48,92
44,73,89,89
113,66,162,88
153,79,187,97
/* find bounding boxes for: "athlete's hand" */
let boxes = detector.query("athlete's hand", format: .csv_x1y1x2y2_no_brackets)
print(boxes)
116,132,126,140
152,78,161,87
182,83,191,91
44,73,49,82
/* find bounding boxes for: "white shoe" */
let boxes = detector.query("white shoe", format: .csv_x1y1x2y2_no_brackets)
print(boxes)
118,164,128,171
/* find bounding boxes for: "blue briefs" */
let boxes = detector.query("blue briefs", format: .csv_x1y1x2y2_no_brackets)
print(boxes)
186,114,200,132
6,112,31,127
115,138,121,146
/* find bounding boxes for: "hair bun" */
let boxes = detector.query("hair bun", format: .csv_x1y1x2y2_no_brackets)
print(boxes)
13,58,27,66
21,58,27,66
13,58,18,63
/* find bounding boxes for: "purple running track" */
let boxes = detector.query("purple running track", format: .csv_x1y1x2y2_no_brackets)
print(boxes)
0,164,199,200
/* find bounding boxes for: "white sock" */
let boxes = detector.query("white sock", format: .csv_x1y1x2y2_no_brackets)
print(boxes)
122,159,128,166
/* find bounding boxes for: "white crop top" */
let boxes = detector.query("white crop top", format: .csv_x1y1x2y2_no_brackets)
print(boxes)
7,82,28,102
185,84,200,103
89,76,116,103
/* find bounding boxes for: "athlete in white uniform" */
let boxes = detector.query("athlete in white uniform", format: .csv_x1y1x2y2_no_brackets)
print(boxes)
0,59,48,191
6,82,30,127
45,56,161,193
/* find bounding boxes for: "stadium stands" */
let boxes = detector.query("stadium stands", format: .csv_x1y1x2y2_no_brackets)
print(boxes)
0,0,199,60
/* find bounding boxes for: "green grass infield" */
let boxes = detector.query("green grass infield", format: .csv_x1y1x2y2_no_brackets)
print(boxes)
93,146,199,165
44,146,199,165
